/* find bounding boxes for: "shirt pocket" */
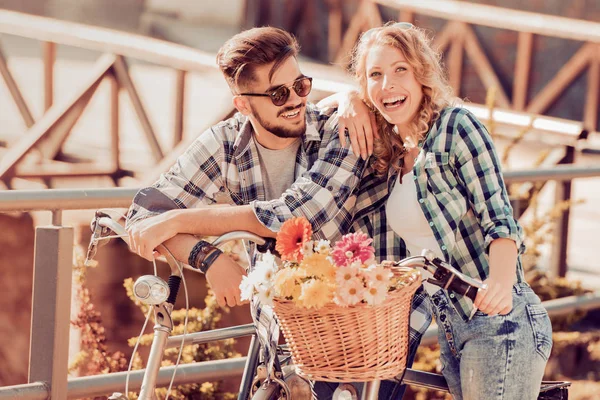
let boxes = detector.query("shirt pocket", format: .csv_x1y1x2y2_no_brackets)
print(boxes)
424,152,458,194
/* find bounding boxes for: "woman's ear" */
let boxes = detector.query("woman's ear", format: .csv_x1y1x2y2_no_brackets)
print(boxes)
233,96,251,116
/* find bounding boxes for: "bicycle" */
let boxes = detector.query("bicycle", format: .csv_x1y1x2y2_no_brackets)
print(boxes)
85,211,571,400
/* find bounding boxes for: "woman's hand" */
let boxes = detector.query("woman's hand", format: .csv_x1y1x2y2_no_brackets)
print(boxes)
474,275,514,316
317,91,378,160
474,238,518,316
337,91,378,160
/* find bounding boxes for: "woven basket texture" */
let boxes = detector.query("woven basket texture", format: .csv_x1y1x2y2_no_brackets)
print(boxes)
273,267,422,382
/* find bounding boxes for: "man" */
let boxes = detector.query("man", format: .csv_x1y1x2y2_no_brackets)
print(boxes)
126,26,370,398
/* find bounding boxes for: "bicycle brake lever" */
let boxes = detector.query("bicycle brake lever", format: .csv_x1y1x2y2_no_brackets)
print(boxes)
85,211,120,266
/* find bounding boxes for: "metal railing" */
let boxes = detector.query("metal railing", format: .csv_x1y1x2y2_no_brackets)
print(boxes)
1,164,600,398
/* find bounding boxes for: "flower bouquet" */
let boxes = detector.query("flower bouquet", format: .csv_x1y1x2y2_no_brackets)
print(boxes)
240,217,422,382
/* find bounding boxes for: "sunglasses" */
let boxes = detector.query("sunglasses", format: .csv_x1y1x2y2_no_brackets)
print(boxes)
239,76,313,106
361,22,414,42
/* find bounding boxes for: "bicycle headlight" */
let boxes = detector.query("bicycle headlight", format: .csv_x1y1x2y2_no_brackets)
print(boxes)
133,275,170,305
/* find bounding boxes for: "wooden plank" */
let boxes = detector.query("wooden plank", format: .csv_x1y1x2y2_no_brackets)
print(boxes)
527,43,593,115
173,69,186,147
113,55,164,162
0,54,115,180
109,71,120,173
334,0,370,65
0,43,35,128
43,41,56,111
462,24,510,108
447,23,465,96
433,21,458,54
0,10,216,74
142,106,236,185
374,0,600,43
15,163,116,178
328,0,343,62
399,10,414,24
365,1,383,28
584,47,599,131
513,31,533,111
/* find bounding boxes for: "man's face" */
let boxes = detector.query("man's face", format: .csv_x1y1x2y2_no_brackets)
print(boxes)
242,57,308,140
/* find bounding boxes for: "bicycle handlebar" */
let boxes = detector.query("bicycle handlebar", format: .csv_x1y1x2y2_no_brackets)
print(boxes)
392,251,487,302
86,212,269,275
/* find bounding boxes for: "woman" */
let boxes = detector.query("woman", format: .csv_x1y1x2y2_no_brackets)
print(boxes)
334,23,553,399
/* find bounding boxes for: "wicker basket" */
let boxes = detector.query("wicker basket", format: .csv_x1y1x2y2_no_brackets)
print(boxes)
272,267,421,382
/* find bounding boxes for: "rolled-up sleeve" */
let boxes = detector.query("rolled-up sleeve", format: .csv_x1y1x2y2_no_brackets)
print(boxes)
251,117,366,236
453,111,525,254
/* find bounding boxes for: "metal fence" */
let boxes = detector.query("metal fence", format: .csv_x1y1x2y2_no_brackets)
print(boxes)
1,164,600,398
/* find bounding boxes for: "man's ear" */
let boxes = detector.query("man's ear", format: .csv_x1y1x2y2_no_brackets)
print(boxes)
233,96,252,116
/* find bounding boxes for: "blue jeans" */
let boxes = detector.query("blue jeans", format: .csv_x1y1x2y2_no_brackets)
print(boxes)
430,282,552,400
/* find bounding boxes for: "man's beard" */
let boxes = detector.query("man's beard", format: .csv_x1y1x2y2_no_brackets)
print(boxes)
250,103,306,138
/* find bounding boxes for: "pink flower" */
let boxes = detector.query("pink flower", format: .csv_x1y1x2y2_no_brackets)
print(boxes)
331,232,375,267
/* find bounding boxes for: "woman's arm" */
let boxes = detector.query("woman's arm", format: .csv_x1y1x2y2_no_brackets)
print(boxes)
317,91,378,160
475,238,518,315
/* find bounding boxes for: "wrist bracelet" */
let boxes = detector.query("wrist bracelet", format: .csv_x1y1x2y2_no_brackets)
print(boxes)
188,240,215,270
199,248,223,274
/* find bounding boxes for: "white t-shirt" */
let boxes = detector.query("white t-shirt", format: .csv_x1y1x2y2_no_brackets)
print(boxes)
386,169,443,294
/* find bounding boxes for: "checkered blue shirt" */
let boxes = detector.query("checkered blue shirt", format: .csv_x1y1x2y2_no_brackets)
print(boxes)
352,107,525,336
126,103,367,373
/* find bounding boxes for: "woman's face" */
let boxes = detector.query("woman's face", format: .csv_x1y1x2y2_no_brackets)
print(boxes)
365,44,423,133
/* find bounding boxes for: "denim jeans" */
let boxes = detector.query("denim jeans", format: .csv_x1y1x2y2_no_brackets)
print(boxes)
430,282,552,400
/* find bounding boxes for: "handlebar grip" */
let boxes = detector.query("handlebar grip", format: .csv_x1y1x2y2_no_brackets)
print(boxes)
447,278,479,302
166,275,182,305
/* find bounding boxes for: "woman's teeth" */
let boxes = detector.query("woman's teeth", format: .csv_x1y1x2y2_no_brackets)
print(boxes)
382,96,407,109
281,109,301,118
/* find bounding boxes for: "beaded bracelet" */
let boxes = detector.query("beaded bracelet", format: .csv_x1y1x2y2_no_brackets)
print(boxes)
199,247,223,274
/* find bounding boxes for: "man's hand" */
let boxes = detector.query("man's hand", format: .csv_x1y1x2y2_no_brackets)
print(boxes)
128,210,181,261
473,275,514,316
337,91,378,160
205,254,248,308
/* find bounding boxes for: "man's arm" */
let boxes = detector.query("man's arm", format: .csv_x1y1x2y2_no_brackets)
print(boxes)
156,234,247,308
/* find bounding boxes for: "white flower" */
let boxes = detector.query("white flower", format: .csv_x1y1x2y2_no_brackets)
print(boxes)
257,285,275,306
259,251,277,268
335,277,365,306
301,240,314,257
239,275,257,301
253,257,279,285
364,264,393,287
336,264,361,285
363,282,388,305
313,239,331,254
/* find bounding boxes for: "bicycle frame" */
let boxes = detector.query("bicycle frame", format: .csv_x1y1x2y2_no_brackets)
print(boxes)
88,214,571,400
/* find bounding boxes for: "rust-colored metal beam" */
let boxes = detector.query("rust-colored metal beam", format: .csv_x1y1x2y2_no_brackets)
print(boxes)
0,54,115,181
0,43,35,128
462,23,510,108
43,41,56,111
513,31,533,111
113,55,164,162
173,69,186,147
584,46,599,131
15,162,117,178
527,43,593,115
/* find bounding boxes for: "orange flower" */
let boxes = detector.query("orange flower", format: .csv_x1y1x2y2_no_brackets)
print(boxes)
276,217,313,262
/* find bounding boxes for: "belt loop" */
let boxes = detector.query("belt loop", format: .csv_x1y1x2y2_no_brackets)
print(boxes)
513,283,522,295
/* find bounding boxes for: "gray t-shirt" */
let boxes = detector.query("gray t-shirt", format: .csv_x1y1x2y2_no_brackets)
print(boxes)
254,138,301,200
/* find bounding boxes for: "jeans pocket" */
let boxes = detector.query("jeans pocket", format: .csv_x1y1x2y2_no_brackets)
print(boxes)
526,304,553,361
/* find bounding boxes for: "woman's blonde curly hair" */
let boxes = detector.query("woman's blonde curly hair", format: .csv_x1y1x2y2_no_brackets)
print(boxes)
351,23,454,176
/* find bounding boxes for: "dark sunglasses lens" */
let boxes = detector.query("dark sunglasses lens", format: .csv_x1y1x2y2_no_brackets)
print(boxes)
294,78,312,97
271,86,290,106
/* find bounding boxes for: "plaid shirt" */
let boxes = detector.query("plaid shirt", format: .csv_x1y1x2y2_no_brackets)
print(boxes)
126,103,366,373
352,107,525,335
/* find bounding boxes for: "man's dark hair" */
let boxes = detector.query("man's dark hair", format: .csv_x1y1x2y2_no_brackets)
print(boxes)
216,27,300,92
